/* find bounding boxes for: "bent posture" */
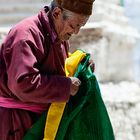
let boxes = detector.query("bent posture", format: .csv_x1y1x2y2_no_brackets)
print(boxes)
0,0,95,139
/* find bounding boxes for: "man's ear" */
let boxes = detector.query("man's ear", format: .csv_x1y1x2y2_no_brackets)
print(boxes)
52,7,62,20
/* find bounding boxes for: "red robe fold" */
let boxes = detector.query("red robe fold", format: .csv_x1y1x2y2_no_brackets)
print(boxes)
0,6,71,140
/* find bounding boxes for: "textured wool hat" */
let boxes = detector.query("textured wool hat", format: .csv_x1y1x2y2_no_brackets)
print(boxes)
56,0,95,15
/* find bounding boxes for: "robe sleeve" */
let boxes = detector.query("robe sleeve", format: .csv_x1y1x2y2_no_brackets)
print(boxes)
4,39,71,104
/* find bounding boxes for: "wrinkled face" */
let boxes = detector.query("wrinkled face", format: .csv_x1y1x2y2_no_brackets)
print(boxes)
52,7,89,41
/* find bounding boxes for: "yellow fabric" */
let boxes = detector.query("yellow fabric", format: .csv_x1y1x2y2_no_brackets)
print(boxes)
43,50,86,140
43,102,66,140
65,50,86,77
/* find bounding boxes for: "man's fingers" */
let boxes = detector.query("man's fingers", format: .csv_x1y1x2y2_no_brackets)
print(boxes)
69,77,81,96
88,59,95,72
74,79,81,86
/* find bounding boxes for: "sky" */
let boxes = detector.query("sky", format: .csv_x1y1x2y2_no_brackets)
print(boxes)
123,0,140,83
124,0,140,30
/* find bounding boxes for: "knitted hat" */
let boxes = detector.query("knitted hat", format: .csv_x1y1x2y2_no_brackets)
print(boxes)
56,0,95,15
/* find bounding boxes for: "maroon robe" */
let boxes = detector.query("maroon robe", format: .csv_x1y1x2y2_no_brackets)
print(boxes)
0,6,71,140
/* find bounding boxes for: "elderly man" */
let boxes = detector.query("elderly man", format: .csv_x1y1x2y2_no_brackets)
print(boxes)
0,0,95,139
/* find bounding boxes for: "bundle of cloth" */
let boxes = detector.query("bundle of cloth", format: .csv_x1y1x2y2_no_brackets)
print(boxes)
23,50,115,140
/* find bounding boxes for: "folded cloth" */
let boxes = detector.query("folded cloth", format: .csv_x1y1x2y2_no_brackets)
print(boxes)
55,52,115,140
23,50,115,140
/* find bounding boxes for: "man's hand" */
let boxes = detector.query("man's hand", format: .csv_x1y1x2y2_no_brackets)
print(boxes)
88,59,95,72
69,77,81,96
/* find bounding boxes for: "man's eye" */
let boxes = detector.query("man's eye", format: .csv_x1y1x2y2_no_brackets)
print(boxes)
70,25,74,29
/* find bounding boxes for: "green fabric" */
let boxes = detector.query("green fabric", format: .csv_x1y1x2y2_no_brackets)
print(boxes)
22,111,47,140
22,51,115,140
55,53,115,140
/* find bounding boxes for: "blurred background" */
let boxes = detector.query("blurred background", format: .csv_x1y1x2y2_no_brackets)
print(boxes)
0,0,140,139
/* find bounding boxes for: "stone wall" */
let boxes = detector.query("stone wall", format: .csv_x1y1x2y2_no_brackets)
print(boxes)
0,27,9,43
70,0,140,82
70,23,139,82
100,81,140,140
0,0,49,26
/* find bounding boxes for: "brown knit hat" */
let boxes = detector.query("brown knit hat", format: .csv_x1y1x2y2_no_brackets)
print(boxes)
56,0,95,15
